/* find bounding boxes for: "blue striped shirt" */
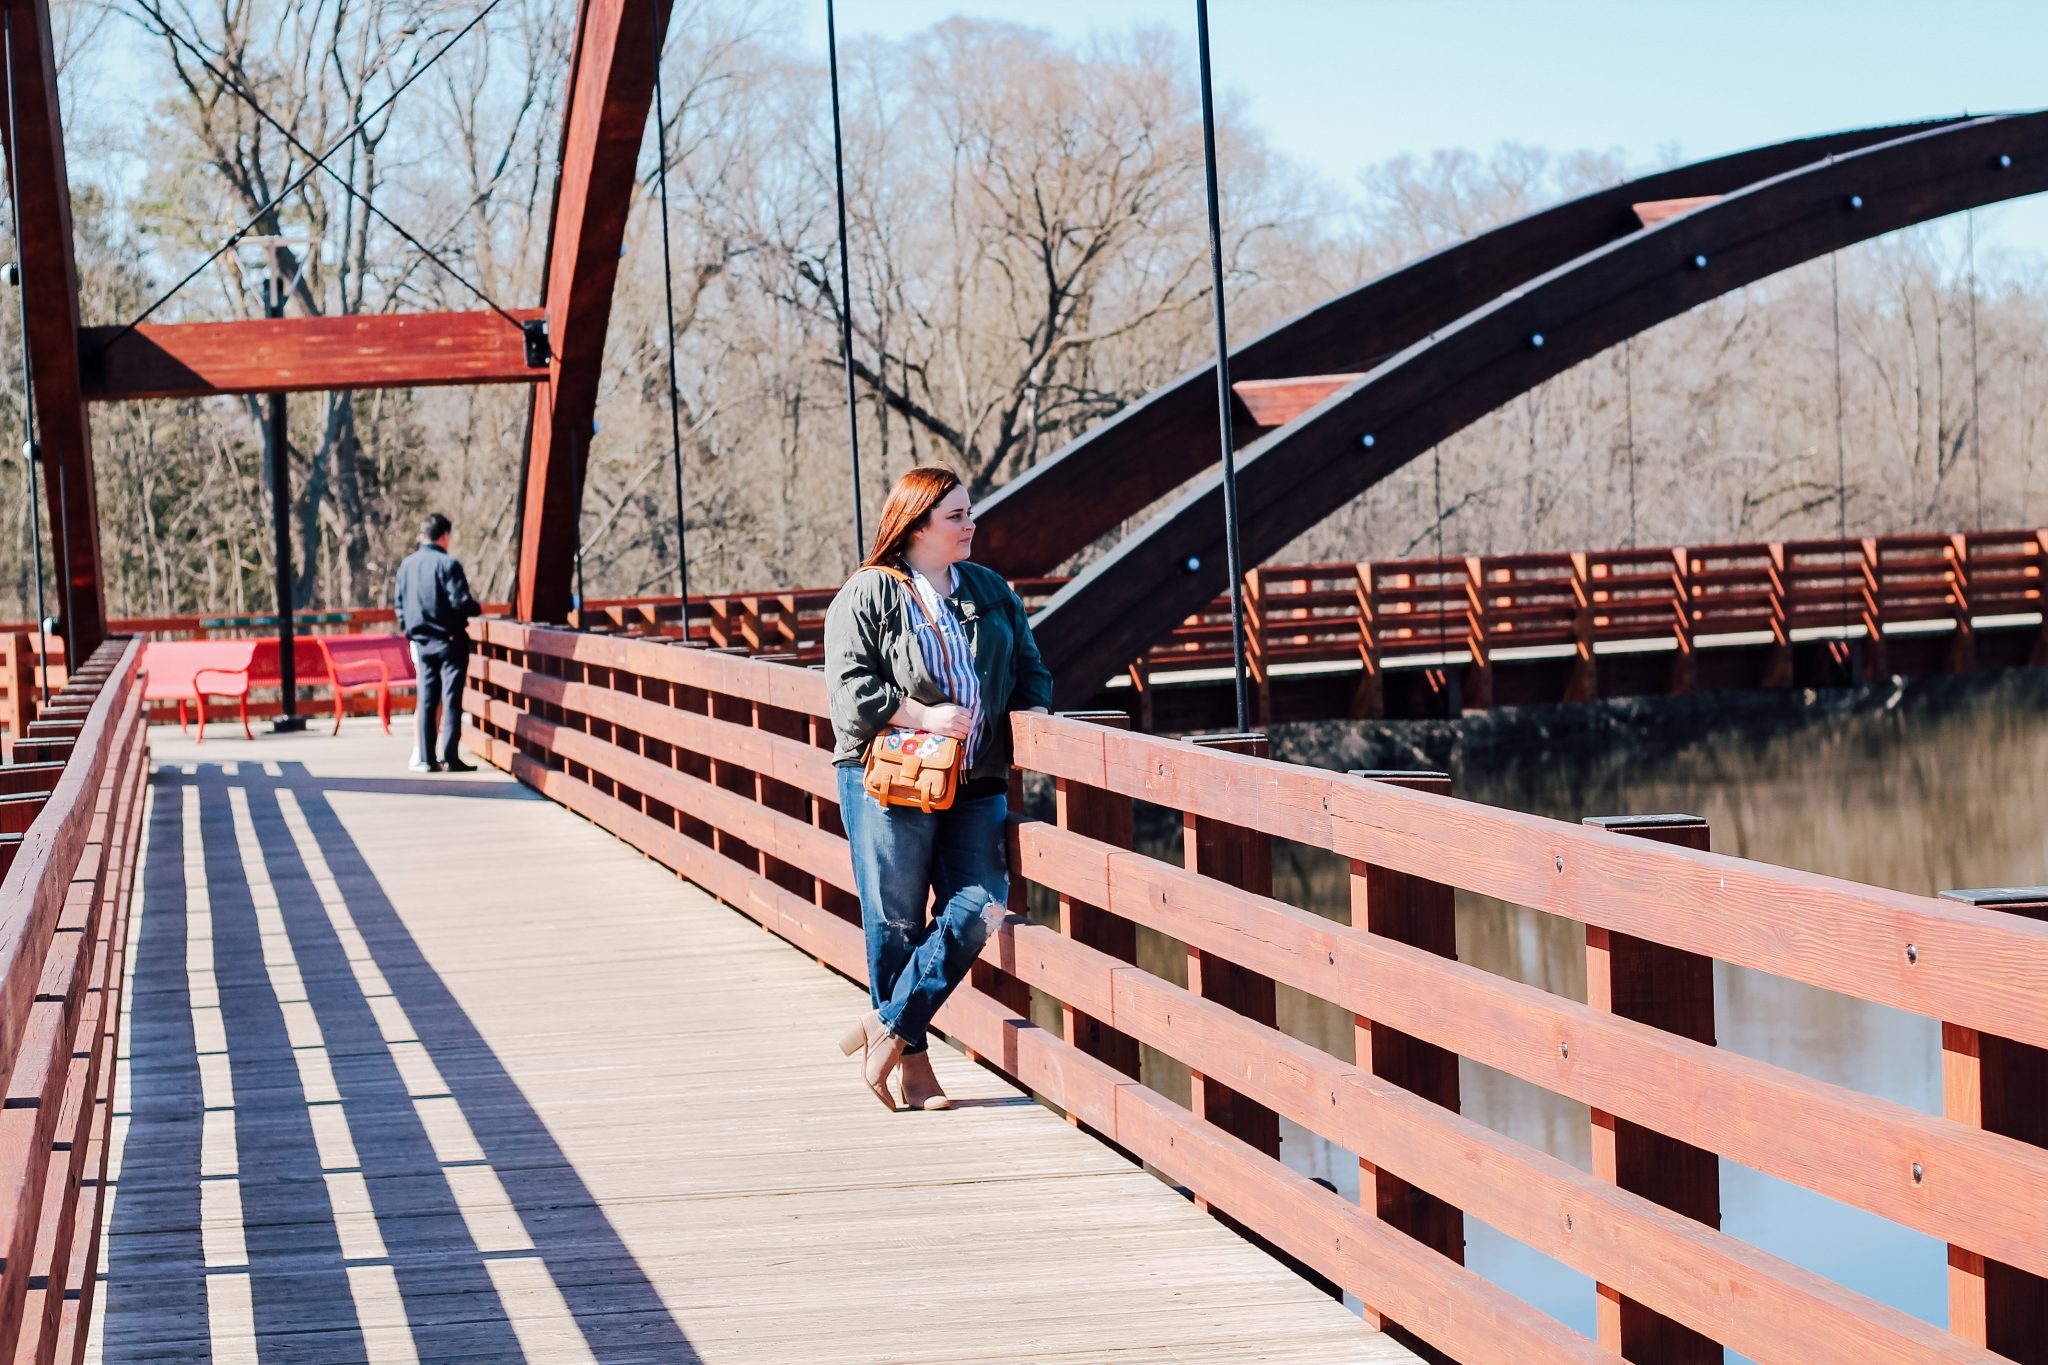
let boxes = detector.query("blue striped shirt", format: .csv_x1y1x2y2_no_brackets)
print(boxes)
908,567,984,763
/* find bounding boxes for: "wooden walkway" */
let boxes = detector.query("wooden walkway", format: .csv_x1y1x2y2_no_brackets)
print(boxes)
89,721,1407,1364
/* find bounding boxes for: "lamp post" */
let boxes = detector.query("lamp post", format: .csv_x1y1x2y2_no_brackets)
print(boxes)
243,237,312,733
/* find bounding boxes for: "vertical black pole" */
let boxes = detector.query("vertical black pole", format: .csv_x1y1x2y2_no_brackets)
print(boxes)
1969,208,1983,531
649,0,693,639
2,12,49,703
1194,0,1250,732
268,271,304,731
825,0,865,563
573,428,587,623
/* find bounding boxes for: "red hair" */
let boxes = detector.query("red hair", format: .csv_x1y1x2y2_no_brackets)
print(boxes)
860,466,964,570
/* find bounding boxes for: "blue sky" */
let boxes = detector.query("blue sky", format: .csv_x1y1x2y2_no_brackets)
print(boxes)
798,0,2048,258
77,2,2048,272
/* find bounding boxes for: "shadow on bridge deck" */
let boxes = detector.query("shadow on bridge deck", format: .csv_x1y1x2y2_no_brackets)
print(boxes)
100,755,700,1364
92,723,1395,1364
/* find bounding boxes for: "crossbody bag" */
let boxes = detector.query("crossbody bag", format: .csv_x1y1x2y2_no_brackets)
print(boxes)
861,565,969,812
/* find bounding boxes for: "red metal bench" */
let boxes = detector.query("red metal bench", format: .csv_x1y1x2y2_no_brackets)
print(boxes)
142,639,261,740
141,634,416,741
315,634,416,734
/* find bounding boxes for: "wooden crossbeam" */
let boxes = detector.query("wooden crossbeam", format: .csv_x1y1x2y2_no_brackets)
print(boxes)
78,310,547,402
1633,194,1720,227
1233,374,1365,428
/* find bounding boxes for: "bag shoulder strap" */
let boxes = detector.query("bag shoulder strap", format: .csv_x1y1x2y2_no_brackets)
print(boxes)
864,563,944,634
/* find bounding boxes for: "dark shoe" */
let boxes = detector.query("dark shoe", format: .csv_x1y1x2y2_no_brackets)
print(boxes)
442,756,477,773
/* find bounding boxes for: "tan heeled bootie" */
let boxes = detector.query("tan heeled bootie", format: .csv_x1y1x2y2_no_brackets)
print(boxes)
836,1008,903,1111
896,1051,952,1111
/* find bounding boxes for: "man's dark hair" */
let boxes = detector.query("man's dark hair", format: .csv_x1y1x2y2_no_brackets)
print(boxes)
421,512,452,543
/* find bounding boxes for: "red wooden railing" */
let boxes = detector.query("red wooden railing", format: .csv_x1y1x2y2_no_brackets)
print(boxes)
465,620,2048,1364
7,525,2044,741
0,635,148,1362
549,526,2048,724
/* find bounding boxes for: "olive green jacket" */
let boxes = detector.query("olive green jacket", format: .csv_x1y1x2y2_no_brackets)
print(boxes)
823,560,1054,783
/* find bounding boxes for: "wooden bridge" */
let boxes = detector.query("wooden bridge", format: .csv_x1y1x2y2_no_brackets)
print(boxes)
94,712,1394,1364
0,601,2042,1362
3,0,2047,1350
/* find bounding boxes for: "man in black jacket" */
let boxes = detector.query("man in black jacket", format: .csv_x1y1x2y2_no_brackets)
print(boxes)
394,513,483,772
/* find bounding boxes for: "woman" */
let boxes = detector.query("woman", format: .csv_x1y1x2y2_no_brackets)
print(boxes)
825,466,1053,1111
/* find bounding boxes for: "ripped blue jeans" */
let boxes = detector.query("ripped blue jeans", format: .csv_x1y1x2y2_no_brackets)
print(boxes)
836,764,1008,1054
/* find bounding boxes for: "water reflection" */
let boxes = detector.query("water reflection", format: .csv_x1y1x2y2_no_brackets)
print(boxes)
1069,674,2048,1343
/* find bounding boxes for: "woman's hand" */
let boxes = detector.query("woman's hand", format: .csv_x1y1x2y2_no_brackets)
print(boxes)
915,702,974,739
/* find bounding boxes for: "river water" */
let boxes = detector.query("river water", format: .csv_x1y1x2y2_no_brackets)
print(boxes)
1065,671,2048,1344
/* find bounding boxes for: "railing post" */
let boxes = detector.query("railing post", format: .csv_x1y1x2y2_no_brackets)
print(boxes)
1582,813,1720,1364
965,765,1033,1042
1937,885,2048,1361
703,647,759,868
805,667,863,932
1566,552,1596,702
1349,769,1463,1349
1124,657,1154,733
1670,547,1696,695
959,720,1034,1040
1944,531,1975,673
1764,541,1794,688
1859,536,1888,680
1349,562,1382,719
1244,568,1272,726
1182,732,1279,1169
1,632,33,755
1461,556,1491,712
1054,712,1140,1088
751,655,814,899
2032,531,2048,667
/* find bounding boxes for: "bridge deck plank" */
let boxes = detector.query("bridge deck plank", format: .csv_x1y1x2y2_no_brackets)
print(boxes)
88,721,1409,1364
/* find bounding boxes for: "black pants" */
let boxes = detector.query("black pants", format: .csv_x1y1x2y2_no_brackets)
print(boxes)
412,640,469,764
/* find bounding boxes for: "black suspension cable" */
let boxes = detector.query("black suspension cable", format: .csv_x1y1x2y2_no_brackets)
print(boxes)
1432,444,1447,677
824,0,865,563
52,452,73,666
96,0,507,354
1623,340,1637,548
1830,251,1851,658
573,427,587,622
649,0,693,639
141,15,526,335
1193,0,1251,732
1968,208,1984,531
4,11,49,702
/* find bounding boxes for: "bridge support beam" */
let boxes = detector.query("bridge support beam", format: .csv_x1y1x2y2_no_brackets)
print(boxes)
0,0,105,655
516,0,672,621
1584,813,1720,1364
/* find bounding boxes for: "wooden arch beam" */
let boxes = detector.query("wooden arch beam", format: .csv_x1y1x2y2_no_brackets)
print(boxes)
515,0,672,622
1032,113,2048,696
0,0,105,654
79,310,548,402
970,118,1969,581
